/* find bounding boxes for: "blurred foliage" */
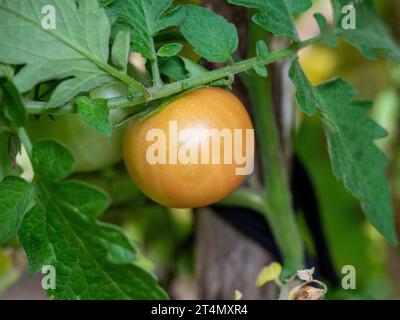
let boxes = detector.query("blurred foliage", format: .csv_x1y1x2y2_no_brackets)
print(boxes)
296,0,400,299
0,247,21,294
295,115,392,299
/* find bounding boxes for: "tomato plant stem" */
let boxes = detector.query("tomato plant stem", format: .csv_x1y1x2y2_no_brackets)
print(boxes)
242,25,304,277
24,36,321,115
151,40,164,88
18,127,33,157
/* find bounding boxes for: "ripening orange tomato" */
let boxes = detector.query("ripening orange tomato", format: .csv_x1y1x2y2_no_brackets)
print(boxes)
123,87,254,208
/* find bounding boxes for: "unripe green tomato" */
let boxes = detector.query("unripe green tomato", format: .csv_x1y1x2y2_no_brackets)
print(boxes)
27,83,128,172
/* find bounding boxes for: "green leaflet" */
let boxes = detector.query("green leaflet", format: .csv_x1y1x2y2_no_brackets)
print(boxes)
180,5,239,63
228,0,311,41
317,81,397,245
99,0,115,6
159,56,189,81
17,140,167,299
159,56,207,81
0,74,27,128
31,140,75,182
289,59,318,116
253,62,268,78
333,0,400,62
111,28,131,72
314,13,337,47
110,0,184,60
0,0,124,108
0,64,13,79
157,43,184,57
290,59,397,244
0,176,33,244
286,0,312,14
76,97,113,138
256,40,269,59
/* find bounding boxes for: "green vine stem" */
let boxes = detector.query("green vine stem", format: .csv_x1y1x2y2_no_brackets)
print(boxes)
237,24,304,277
18,127,33,157
247,25,304,277
24,36,322,115
150,39,164,88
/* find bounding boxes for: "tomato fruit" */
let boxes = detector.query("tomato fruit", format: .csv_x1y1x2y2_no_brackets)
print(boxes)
27,83,128,172
123,87,254,208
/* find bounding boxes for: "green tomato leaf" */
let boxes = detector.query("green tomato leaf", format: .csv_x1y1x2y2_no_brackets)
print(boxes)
17,140,167,299
0,176,33,244
314,13,337,47
0,64,13,79
256,40,269,58
154,5,185,34
0,0,127,108
32,140,75,182
333,0,400,62
289,59,318,116
314,12,328,32
159,56,188,81
319,80,397,244
228,0,309,41
159,56,207,81
99,0,115,6
180,5,239,63
110,0,180,60
290,61,397,244
76,97,113,137
286,0,312,14
19,180,166,299
0,77,27,128
111,28,131,72
157,43,184,57
181,57,208,77
253,62,268,78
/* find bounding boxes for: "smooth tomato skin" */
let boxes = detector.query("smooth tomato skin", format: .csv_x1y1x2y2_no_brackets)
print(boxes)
123,87,254,208
27,83,128,172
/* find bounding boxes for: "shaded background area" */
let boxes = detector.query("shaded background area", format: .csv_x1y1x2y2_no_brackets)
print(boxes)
1,0,400,300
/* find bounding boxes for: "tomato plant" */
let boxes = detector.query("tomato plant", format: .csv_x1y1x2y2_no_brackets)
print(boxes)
0,0,399,302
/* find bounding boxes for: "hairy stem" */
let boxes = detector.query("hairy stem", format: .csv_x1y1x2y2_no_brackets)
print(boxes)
18,127,33,157
151,40,164,88
242,25,304,277
24,36,321,115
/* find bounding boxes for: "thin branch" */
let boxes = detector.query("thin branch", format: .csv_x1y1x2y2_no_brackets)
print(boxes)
24,35,322,115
